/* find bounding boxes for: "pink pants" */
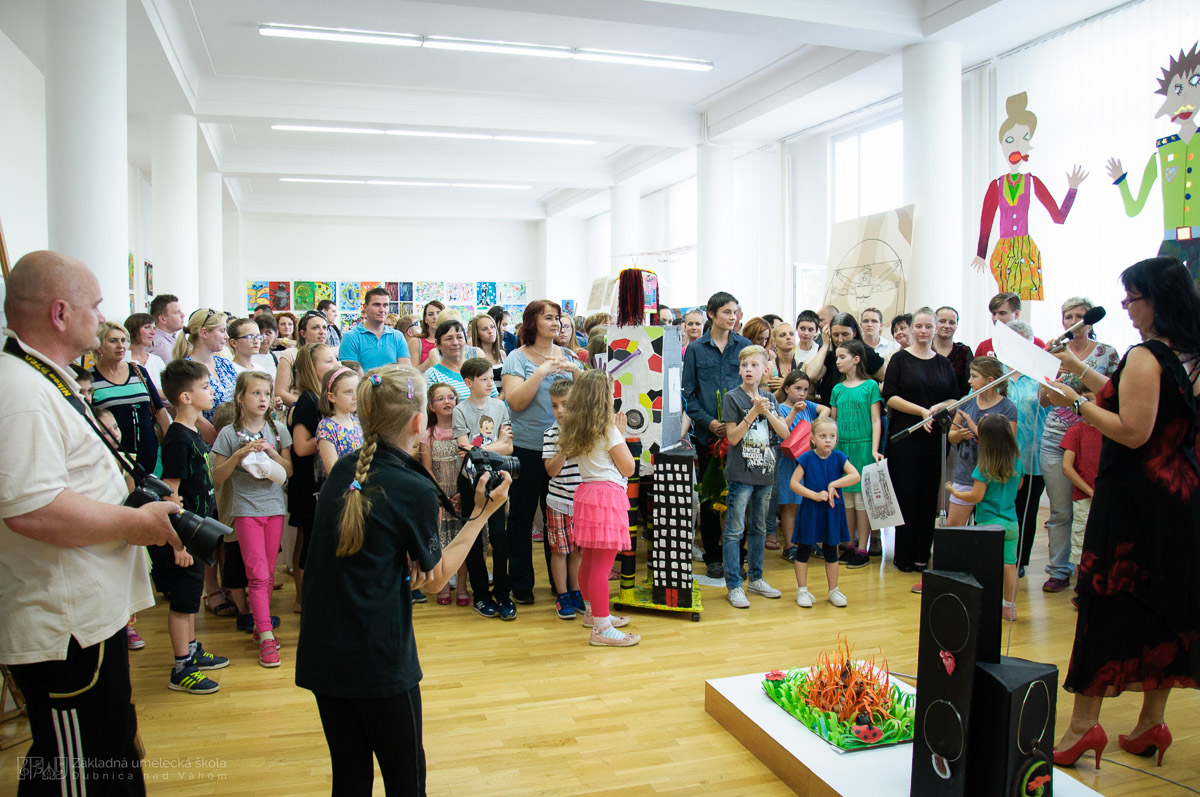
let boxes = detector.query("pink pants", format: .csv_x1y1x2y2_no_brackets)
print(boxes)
578,546,620,619
234,515,284,633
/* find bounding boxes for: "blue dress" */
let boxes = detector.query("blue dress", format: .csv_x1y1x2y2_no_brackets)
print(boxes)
776,400,818,505
793,449,851,547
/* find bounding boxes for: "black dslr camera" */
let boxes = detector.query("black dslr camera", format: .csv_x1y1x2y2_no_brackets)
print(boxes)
124,473,230,565
461,446,520,492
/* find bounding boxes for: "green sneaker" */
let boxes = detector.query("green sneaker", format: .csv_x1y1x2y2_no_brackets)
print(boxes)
190,642,229,671
169,663,219,694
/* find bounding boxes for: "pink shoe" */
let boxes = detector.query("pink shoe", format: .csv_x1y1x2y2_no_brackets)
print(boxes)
126,626,145,650
258,637,281,668
910,580,923,594
532,529,544,542
1002,603,1018,621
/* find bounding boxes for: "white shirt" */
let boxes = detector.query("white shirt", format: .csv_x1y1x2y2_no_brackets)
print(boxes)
794,344,821,366
575,425,628,487
0,330,154,664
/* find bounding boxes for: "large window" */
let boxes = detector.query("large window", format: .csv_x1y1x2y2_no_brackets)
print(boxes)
832,118,904,223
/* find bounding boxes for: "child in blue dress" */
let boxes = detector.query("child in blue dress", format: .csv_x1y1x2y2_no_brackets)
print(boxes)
775,370,829,562
789,417,860,608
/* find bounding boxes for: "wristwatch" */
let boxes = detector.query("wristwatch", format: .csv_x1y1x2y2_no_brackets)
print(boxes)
1073,395,1090,414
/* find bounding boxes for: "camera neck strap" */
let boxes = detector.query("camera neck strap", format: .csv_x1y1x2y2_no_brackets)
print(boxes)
380,442,467,521
4,335,148,483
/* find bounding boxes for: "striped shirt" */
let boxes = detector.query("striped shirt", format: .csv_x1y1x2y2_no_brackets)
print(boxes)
542,423,582,515
90,362,164,470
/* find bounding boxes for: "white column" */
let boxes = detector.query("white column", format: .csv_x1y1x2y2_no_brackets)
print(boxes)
151,114,199,311
222,210,242,315
696,144,734,304
45,0,127,318
609,183,640,276
903,41,963,311
198,171,224,311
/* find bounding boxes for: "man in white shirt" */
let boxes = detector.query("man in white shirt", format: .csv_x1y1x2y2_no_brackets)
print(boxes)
1,251,181,795
147,293,185,363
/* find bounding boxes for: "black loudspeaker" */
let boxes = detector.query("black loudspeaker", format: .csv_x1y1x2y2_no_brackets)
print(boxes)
934,525,1005,664
911,570,983,796
967,657,1058,797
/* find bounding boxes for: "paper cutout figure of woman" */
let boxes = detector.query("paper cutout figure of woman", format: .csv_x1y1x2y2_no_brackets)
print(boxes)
971,92,1088,300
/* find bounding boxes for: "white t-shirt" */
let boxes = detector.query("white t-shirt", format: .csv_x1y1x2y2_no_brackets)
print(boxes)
794,344,821,366
127,351,167,393
575,425,627,487
0,331,154,664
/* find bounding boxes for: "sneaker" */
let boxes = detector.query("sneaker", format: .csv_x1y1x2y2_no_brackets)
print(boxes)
236,613,281,632
253,631,283,650
190,643,229,671
126,627,145,650
727,587,750,609
781,546,796,562
532,529,544,542
847,551,871,569
795,588,814,608
746,579,782,599
589,628,641,647
827,588,848,608
257,638,281,669
1003,602,1018,621
570,590,586,613
169,663,219,694
487,569,493,585
581,611,630,628
555,594,577,620
411,589,428,603
868,539,883,557
837,546,854,564
1042,577,1070,593
1018,566,1026,579
910,580,923,594
497,597,517,621
472,598,498,618
692,543,705,562
512,590,536,605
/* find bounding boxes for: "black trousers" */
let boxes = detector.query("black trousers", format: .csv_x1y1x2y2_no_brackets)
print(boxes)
459,471,510,601
314,686,425,797
890,450,943,569
505,446,550,595
1016,474,1046,568
695,442,724,566
10,629,145,796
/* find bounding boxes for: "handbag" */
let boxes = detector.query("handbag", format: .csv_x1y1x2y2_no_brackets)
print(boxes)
780,418,812,460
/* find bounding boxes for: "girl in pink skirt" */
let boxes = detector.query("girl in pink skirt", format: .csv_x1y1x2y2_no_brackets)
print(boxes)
556,370,640,647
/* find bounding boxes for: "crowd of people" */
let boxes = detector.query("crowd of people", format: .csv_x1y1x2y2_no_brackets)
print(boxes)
3,249,1198,795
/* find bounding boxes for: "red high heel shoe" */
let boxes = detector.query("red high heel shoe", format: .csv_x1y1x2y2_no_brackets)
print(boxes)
1118,723,1172,766
1053,724,1107,769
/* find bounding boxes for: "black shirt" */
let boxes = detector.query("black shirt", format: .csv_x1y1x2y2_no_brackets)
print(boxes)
295,442,443,699
160,423,216,518
287,390,321,526
881,350,959,457
816,346,885,405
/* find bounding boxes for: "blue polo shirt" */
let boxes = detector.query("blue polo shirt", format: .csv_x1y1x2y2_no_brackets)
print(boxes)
337,324,410,371
681,330,751,446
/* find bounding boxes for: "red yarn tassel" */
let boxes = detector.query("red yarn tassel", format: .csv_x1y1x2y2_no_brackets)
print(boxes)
617,268,644,326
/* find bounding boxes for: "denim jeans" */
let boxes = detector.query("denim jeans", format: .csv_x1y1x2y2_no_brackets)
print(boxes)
1039,437,1075,580
723,480,770,590
765,483,779,536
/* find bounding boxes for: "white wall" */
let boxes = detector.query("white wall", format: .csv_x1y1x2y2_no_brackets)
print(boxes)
542,215,589,312
0,28,48,278
236,213,542,313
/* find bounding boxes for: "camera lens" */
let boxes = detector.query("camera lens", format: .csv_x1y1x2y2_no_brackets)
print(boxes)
170,510,230,566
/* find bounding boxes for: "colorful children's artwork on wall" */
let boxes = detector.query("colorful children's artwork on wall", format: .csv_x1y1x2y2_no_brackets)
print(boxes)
313,281,335,306
446,304,476,320
398,302,414,317
642,272,658,313
415,281,445,303
293,281,328,312
269,281,291,311
971,91,1087,301
447,281,474,303
128,253,135,290
129,294,136,314
499,281,526,304
339,282,363,312
144,262,154,296
1108,42,1200,285
824,206,912,326
476,281,497,307
561,299,576,316
247,281,268,312
503,304,526,320
385,281,414,302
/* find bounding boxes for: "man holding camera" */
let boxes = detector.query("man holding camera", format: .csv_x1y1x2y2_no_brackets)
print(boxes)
1,251,182,796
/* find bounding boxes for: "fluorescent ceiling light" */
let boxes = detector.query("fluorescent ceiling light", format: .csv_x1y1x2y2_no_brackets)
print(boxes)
275,125,594,145
258,23,713,71
272,124,384,135
386,130,492,141
280,178,531,190
259,23,420,47
366,180,452,187
494,135,595,145
279,178,366,184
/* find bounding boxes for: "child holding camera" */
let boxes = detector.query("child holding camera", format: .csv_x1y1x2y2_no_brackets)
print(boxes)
158,359,229,694
453,357,515,619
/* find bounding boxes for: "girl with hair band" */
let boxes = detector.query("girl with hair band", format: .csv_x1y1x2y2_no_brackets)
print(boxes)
212,371,294,666
287,342,339,613
558,370,640,646
419,383,467,606
296,366,511,796
409,300,446,371
275,311,329,408
317,366,363,480
829,340,883,568
174,308,237,430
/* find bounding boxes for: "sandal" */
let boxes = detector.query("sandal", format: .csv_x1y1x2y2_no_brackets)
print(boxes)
204,591,238,617
456,591,471,607
765,536,780,551
608,567,622,581
437,588,452,605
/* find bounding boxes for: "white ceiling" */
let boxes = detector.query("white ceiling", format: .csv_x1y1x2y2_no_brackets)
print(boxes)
1,0,1130,220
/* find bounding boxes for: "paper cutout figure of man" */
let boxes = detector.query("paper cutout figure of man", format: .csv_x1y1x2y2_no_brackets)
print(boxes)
1108,43,1200,284
972,92,1088,301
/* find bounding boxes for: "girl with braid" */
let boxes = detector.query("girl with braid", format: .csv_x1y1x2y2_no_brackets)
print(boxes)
296,366,511,796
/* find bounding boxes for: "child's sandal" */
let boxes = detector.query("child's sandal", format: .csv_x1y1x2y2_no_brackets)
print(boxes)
204,591,237,617
456,591,471,607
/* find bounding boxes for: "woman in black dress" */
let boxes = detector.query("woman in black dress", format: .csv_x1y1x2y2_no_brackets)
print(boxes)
881,307,959,572
1046,257,1200,768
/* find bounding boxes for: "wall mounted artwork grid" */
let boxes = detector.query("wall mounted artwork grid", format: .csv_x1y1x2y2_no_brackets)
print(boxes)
247,280,526,326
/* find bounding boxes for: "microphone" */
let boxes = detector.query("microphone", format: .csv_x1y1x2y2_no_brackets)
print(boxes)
1046,306,1105,352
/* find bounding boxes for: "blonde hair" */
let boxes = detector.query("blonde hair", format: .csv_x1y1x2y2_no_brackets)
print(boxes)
738,345,769,365
172,309,228,361
976,414,1019,484
435,308,461,330
998,92,1038,143
94,322,127,358
558,370,612,459
231,370,282,439
293,343,331,396
811,416,838,437
337,366,426,557
969,355,1008,396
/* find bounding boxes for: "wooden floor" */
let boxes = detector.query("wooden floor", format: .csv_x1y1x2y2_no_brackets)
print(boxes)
3,520,1198,796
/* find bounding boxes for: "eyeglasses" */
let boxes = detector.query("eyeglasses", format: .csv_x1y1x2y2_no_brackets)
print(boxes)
1120,295,1145,309
234,334,265,342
